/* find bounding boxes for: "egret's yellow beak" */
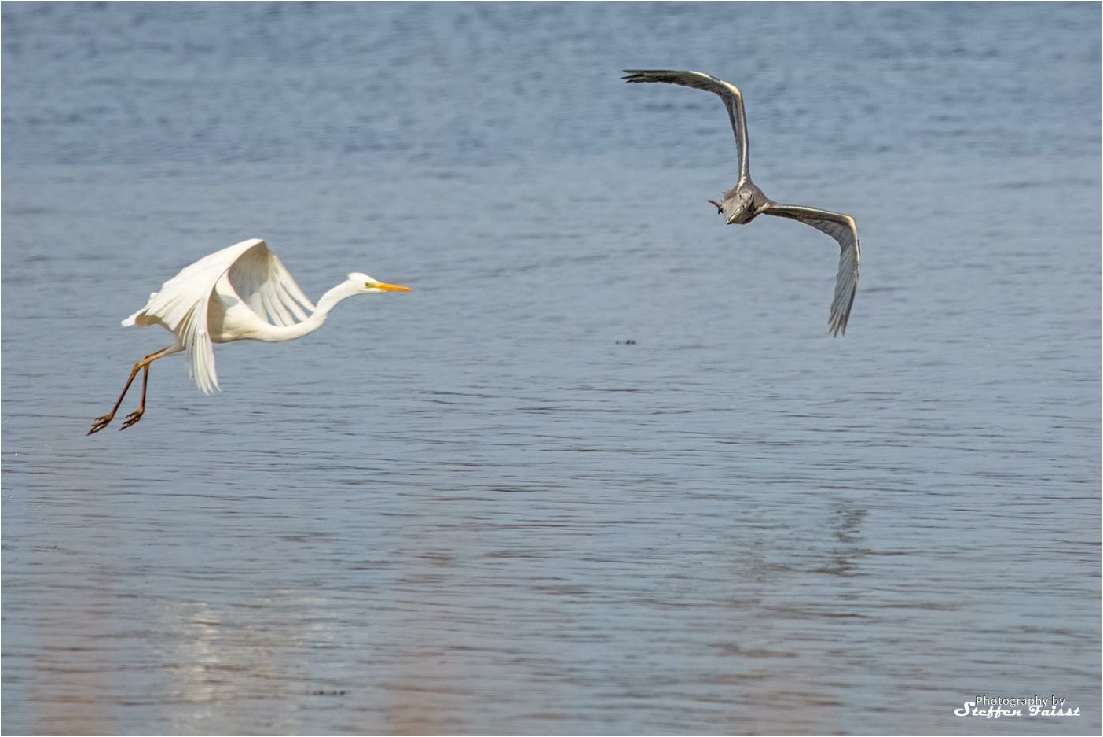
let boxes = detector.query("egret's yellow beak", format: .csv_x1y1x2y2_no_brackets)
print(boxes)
369,281,412,292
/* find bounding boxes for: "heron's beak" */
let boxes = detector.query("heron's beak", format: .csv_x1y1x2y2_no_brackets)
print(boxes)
371,281,412,292
708,199,724,215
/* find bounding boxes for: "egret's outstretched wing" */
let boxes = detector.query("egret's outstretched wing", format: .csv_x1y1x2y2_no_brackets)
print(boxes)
122,238,314,393
226,242,314,327
761,205,860,337
623,69,750,183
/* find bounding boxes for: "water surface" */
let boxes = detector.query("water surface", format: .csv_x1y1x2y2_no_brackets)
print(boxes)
3,3,1100,734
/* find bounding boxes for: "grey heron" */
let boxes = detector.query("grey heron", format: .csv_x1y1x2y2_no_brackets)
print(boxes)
624,69,860,336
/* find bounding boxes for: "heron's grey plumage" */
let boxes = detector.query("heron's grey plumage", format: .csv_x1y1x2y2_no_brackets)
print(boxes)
623,69,860,336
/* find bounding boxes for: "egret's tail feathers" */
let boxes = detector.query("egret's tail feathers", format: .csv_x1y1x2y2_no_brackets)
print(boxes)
185,332,219,395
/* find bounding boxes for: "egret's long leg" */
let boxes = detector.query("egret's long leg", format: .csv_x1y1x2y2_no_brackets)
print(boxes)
120,360,155,430
88,346,174,435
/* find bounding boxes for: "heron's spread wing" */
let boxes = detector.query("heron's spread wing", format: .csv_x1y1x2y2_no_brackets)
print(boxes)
623,69,750,182
122,238,313,393
760,205,860,337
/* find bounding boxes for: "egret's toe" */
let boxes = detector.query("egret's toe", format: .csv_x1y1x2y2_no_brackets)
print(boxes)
120,408,145,430
88,415,114,435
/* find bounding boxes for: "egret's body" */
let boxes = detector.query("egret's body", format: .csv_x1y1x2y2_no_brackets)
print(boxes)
623,69,861,336
88,238,410,434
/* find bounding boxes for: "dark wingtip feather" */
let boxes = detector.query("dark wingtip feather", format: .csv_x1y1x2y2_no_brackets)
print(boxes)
622,69,682,83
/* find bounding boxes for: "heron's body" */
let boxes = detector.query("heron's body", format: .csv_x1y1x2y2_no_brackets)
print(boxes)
623,69,860,336
717,180,772,225
88,238,410,434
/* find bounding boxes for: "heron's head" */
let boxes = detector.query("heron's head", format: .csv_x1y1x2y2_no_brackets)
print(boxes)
348,272,412,294
709,191,755,225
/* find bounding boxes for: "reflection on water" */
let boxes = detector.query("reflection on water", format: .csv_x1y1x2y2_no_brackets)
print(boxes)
3,2,1101,735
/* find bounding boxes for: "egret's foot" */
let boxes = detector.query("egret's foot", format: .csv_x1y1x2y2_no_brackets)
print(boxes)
120,408,145,430
88,414,115,436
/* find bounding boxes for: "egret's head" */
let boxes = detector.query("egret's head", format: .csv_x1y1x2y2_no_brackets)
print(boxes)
348,272,412,294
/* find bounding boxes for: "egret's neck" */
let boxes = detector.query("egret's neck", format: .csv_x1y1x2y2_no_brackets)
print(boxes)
315,280,364,320
266,280,361,341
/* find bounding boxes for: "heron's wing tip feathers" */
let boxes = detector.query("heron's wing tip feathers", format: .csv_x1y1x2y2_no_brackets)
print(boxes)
621,69,738,93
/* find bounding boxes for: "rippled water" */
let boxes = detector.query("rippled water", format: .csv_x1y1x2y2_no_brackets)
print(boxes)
3,3,1100,735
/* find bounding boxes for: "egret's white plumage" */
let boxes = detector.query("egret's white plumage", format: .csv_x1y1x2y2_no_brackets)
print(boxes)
623,69,861,336
89,238,410,434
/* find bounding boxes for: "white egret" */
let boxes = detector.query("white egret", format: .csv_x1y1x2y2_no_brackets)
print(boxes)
624,69,860,336
88,238,411,435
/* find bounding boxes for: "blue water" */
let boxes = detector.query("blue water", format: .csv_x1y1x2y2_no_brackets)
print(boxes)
3,3,1100,735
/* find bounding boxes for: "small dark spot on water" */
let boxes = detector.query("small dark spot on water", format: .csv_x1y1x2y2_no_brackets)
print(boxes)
616,339,637,345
